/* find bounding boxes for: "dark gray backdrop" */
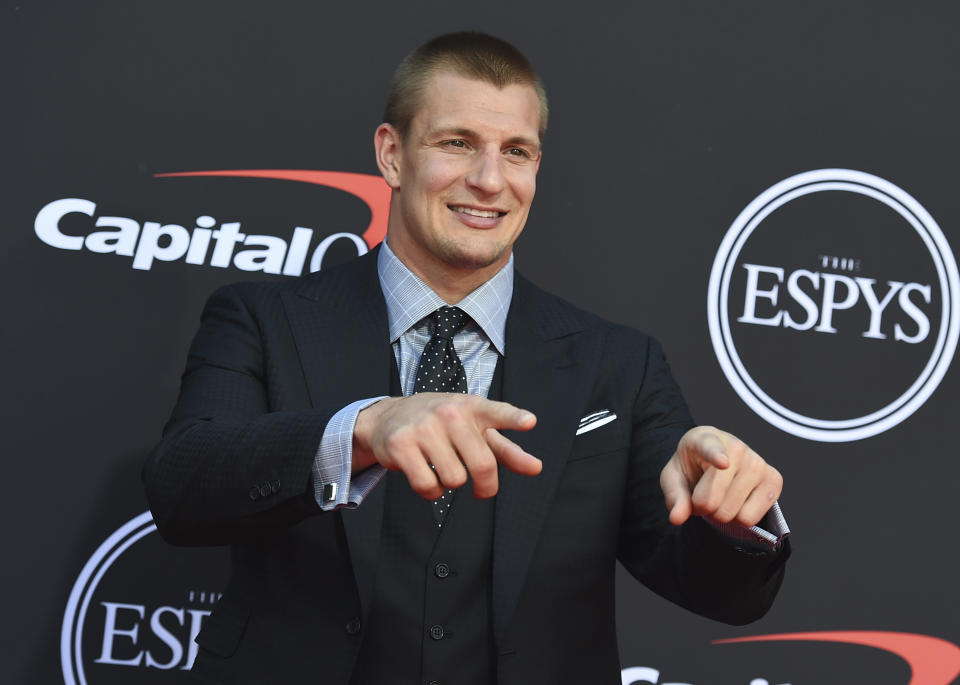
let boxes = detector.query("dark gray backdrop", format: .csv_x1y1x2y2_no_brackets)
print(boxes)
5,1,959,683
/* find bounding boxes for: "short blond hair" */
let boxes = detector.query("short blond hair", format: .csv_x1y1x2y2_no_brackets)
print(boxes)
383,31,549,141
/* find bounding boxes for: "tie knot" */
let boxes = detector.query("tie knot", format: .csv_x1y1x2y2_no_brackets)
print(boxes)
430,306,469,340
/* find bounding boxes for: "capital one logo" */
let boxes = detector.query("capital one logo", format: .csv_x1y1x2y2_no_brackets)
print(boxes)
622,631,960,684
35,169,390,274
707,169,960,442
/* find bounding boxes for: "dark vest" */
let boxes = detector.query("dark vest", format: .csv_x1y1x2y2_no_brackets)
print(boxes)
350,360,503,685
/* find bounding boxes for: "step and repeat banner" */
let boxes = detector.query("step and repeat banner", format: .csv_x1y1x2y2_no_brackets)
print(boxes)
5,2,959,684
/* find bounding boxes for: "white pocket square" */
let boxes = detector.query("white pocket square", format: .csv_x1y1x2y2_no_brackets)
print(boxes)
576,409,617,435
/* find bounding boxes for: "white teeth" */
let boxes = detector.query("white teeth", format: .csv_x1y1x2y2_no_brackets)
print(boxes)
451,206,501,218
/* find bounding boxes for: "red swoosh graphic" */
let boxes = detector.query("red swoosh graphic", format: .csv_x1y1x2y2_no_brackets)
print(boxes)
154,169,391,248
714,631,960,685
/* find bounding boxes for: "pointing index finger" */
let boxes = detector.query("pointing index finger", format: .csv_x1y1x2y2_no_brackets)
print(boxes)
478,399,537,432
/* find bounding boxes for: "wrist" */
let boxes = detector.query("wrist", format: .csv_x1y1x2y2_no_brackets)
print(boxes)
351,398,388,472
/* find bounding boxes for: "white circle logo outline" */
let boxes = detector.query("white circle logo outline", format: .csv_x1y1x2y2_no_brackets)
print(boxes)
61,511,157,685
707,169,959,442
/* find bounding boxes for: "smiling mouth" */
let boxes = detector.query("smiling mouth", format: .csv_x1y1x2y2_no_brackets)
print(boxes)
448,205,507,218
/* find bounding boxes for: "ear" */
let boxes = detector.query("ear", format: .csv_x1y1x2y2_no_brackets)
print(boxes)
374,123,403,189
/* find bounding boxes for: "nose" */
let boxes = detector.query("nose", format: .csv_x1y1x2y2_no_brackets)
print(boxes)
465,146,505,195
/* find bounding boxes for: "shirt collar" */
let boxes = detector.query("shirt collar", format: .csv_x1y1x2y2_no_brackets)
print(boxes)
377,239,513,355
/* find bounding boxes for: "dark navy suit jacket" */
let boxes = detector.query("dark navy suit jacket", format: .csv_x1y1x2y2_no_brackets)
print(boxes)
143,248,789,683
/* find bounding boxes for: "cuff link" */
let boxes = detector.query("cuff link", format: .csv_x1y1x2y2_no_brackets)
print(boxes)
322,482,338,503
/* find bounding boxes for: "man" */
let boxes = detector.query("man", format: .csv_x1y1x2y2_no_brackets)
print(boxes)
144,32,789,684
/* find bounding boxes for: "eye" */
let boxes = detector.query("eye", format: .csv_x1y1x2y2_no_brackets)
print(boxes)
444,139,468,149
506,147,534,160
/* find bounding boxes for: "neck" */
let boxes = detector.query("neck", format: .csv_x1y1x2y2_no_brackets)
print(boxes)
419,265,503,304
386,240,509,304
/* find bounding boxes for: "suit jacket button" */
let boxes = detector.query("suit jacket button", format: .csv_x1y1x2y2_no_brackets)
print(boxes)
345,617,361,635
248,486,260,501
429,624,444,640
434,563,450,579
259,483,270,497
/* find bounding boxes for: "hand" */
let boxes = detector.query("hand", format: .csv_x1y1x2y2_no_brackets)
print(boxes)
659,426,782,528
352,393,542,500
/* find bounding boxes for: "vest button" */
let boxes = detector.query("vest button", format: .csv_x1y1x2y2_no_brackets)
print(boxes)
429,624,445,640
345,617,361,635
434,562,450,578
428,681,441,685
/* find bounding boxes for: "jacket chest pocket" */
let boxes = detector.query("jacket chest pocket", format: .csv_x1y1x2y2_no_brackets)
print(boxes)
568,411,625,462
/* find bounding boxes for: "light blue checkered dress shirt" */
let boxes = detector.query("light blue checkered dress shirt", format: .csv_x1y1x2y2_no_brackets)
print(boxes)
313,240,512,510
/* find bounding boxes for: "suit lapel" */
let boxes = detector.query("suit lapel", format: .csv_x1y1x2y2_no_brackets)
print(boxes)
492,275,600,641
280,249,390,618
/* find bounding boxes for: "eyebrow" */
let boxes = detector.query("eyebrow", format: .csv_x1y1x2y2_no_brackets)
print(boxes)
432,127,540,149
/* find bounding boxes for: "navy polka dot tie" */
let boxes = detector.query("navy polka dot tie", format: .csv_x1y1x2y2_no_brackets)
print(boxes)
414,306,470,394
414,306,470,526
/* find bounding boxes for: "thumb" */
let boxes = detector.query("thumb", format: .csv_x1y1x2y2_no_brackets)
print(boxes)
685,428,730,470
660,462,693,526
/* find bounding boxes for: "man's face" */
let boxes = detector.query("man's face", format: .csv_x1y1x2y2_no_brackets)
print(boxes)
376,70,542,288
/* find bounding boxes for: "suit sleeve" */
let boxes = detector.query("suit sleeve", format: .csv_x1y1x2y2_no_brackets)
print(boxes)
143,284,333,546
616,336,791,625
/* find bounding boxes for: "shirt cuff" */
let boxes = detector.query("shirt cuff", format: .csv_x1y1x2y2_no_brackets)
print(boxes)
706,501,790,552
313,397,389,511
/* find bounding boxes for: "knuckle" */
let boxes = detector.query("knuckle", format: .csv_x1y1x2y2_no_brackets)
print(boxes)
435,401,461,422
727,442,746,461
769,469,784,494
409,474,435,496
714,507,736,523
445,472,468,489
691,490,720,513
385,431,413,454
737,510,759,527
418,419,442,441
470,459,497,481
771,467,783,486
746,455,766,476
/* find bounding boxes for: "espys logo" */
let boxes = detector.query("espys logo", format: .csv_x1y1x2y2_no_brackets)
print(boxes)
623,631,960,685
707,169,960,442
35,169,391,275
62,512,227,684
